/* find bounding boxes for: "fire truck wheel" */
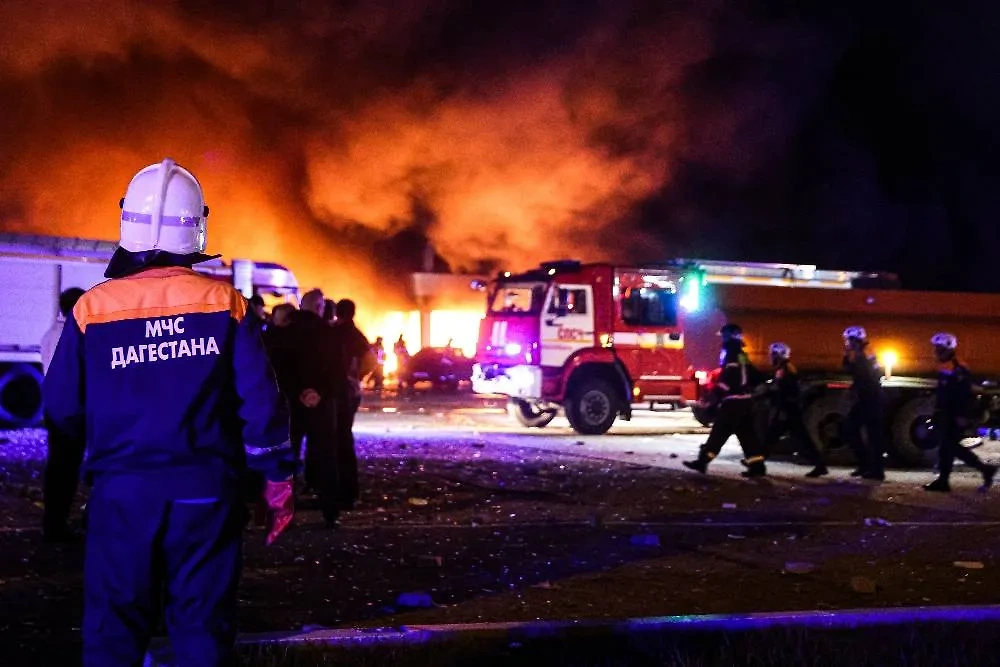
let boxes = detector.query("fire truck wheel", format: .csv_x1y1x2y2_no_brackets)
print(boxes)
889,396,938,468
0,363,44,428
802,393,856,466
507,399,557,428
565,378,619,435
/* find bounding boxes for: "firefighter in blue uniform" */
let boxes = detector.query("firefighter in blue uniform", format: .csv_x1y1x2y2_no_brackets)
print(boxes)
684,323,767,477
762,342,828,478
924,332,997,493
842,326,886,480
43,158,296,666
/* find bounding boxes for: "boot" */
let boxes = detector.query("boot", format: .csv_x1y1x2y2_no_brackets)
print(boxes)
924,477,950,493
861,469,885,481
805,465,829,478
683,458,708,474
740,461,767,478
980,464,997,493
850,467,867,477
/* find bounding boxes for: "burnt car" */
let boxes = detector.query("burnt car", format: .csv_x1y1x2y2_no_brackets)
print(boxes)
401,347,475,390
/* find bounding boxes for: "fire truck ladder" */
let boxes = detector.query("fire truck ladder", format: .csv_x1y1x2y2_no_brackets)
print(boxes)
669,258,881,290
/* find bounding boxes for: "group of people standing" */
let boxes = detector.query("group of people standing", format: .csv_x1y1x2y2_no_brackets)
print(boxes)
683,323,997,492
249,289,375,527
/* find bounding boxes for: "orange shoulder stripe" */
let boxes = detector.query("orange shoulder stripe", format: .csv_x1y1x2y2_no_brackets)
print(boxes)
74,266,247,332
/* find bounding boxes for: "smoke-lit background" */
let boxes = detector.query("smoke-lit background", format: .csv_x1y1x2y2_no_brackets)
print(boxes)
2,0,999,298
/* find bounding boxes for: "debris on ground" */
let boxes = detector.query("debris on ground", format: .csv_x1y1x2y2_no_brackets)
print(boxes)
408,555,444,568
864,517,892,527
396,592,435,608
954,561,985,570
630,533,661,547
785,562,816,575
850,576,878,594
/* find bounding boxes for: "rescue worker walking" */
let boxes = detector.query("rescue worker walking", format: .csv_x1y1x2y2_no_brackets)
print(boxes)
41,287,87,542
762,342,828,478
842,326,886,480
924,333,997,493
43,158,296,666
684,324,767,477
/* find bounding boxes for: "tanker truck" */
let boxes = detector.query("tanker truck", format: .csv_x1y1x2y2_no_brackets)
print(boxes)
471,258,1000,467
0,233,300,428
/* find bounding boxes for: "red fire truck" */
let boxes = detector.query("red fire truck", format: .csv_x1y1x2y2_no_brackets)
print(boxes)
472,259,1000,467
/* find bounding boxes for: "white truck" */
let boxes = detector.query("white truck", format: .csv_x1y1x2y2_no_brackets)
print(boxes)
0,233,300,428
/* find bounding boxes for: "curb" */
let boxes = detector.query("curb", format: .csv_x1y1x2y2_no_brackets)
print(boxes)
144,604,1000,666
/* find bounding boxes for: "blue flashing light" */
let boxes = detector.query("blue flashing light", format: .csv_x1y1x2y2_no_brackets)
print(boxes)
680,271,704,313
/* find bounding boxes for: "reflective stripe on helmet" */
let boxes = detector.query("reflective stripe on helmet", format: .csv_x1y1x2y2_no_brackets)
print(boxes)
121,212,203,228
119,157,207,254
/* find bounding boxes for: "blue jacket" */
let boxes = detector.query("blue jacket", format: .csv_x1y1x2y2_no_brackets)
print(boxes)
43,264,293,500
935,359,975,425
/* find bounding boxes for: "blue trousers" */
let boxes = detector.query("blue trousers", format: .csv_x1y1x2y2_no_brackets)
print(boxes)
83,494,243,667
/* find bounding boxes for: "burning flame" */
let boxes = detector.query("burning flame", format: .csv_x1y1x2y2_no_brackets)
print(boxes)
0,1,722,291
356,309,481,379
1,0,830,332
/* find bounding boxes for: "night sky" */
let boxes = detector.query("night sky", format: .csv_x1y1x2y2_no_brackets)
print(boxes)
1,0,998,296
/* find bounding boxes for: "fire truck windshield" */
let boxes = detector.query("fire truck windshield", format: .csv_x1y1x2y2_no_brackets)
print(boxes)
488,283,546,315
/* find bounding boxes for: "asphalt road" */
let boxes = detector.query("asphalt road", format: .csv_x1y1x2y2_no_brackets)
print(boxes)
357,391,1000,490
3,391,1000,665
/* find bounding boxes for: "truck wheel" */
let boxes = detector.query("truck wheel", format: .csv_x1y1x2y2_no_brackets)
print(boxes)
0,364,44,428
803,393,856,466
890,396,938,468
507,398,557,428
565,378,619,435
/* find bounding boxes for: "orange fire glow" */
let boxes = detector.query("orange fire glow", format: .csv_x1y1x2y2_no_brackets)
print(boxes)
426,311,481,356
0,2,715,328
354,309,482,377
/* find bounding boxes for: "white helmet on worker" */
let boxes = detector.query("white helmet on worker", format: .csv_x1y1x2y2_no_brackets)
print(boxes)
842,326,867,342
119,158,208,254
930,332,958,350
769,342,791,360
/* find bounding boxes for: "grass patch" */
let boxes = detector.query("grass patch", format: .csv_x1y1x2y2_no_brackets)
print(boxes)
235,622,1000,666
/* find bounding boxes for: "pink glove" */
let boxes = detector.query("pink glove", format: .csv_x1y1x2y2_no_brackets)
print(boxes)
263,478,294,546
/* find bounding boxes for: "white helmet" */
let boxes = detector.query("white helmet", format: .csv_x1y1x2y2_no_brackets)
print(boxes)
843,326,867,342
931,332,958,350
769,342,791,359
119,158,208,254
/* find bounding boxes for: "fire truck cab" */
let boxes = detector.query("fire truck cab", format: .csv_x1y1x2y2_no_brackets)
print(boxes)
472,259,708,434
472,258,872,436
